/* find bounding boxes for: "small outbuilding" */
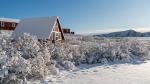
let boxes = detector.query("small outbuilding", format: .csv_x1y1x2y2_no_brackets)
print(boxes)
62,28,70,33
62,28,75,35
14,16,65,42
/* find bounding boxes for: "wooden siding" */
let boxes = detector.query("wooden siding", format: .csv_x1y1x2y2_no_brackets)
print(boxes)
53,21,61,32
0,21,18,30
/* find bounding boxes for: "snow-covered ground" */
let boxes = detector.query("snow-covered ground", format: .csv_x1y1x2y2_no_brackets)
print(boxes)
1,32,150,84
30,61,150,84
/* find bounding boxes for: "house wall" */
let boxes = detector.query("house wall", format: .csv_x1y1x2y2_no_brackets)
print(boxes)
0,21,18,30
53,22,61,32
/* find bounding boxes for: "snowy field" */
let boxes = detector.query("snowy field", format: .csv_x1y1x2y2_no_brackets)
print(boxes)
1,31,150,84
30,61,150,84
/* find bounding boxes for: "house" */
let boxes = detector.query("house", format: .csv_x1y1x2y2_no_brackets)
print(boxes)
14,16,65,43
62,28,75,34
0,17,19,30
62,28,70,33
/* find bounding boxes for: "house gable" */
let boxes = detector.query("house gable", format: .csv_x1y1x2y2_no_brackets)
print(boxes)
49,18,65,41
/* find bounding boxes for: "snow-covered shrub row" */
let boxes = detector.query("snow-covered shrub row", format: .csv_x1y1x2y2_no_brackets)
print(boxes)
0,33,150,83
0,30,13,38
54,35,150,66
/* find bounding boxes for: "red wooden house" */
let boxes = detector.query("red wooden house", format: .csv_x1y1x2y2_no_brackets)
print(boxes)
0,18,19,30
62,28,75,34
14,16,65,42
62,28,70,33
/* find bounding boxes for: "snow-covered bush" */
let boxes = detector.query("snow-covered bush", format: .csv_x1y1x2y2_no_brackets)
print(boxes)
0,33,57,83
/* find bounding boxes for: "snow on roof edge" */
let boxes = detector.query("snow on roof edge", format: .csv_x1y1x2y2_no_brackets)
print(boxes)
0,17,20,23
20,16,59,20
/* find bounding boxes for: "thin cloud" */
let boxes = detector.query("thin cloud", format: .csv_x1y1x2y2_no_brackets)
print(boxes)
133,27,150,32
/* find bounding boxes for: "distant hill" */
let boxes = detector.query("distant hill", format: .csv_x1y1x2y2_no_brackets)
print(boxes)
94,29,150,37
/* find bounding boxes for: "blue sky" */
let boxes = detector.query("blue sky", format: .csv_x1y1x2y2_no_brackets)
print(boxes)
1,0,150,34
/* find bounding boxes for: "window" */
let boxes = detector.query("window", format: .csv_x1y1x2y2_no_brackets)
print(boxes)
52,32,55,40
51,32,61,41
55,32,60,40
1,22,4,27
12,23,16,27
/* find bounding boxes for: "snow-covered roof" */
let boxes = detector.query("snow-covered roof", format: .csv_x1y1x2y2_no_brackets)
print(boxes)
14,16,59,38
0,17,20,23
